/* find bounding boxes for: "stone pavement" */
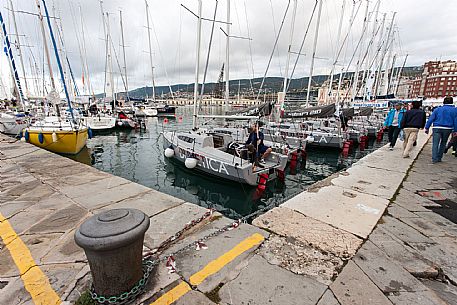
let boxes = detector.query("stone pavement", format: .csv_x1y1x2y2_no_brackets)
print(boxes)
1,131,457,305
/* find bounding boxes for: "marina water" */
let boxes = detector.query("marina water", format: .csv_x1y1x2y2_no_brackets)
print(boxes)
70,106,387,220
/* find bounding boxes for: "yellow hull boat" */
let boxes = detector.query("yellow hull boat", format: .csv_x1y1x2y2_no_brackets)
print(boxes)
25,128,88,155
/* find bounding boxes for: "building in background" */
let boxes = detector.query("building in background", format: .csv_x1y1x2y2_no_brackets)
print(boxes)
410,60,457,98
395,77,415,98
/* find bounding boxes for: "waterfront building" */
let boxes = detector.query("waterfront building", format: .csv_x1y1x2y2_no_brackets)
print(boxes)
410,60,457,98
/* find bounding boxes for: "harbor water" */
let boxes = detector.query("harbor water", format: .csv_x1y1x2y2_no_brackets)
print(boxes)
70,106,387,220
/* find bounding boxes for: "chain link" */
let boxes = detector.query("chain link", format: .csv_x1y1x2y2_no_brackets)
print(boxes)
90,259,159,305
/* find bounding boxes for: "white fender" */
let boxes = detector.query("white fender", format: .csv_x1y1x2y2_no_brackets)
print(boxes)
52,132,58,143
185,157,198,169
164,147,175,158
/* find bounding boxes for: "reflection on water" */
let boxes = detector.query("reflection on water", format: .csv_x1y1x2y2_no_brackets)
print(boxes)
69,106,387,219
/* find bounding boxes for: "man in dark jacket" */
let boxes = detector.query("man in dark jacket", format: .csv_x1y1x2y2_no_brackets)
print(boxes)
425,96,457,163
400,100,426,158
246,122,272,165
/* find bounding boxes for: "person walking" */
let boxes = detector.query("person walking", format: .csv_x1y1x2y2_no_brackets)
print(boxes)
400,100,426,158
424,96,457,163
384,102,406,150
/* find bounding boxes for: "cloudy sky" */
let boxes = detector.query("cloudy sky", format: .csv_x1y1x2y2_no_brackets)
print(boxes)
1,0,456,98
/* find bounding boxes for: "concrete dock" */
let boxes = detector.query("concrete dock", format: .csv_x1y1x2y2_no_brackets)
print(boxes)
1,131,457,305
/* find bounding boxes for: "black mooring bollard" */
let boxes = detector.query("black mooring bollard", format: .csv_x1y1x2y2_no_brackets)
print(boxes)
75,208,150,298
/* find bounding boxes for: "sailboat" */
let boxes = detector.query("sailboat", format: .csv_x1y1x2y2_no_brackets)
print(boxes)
0,8,30,136
162,0,287,186
24,0,87,155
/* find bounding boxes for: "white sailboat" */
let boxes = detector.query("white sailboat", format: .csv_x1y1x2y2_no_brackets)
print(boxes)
163,1,287,186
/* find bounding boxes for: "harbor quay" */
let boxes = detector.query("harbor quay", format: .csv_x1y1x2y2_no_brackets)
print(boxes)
1,131,457,305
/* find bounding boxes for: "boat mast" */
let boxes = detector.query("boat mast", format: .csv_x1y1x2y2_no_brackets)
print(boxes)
305,0,324,107
387,53,397,94
280,0,297,118
105,12,115,102
192,0,203,130
326,0,346,105
41,0,75,124
80,6,93,97
145,0,156,102
0,11,24,106
119,10,129,100
224,0,230,111
351,0,369,101
394,53,408,96
374,12,395,97
99,0,107,100
35,0,56,91
8,0,30,98
382,32,394,96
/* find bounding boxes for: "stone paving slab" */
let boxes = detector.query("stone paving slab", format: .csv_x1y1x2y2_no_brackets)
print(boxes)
421,279,457,305
143,202,211,250
283,185,389,238
317,289,341,305
394,190,434,212
377,216,436,244
218,255,327,305
258,234,343,285
387,289,448,305
368,227,438,277
407,242,457,284
400,216,454,238
414,212,457,236
174,291,216,305
353,241,427,293
253,206,362,257
96,190,185,217
28,204,88,234
330,261,393,305
0,276,32,305
331,164,404,200
387,205,421,219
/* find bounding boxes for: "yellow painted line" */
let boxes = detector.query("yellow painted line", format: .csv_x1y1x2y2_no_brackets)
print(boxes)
0,213,61,305
149,282,192,305
189,233,264,285
150,232,265,305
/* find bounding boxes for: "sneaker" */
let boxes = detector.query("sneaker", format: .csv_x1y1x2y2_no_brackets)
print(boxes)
389,147,394,151
259,159,266,165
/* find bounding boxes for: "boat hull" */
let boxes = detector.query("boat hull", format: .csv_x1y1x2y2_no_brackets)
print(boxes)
82,116,116,131
25,128,88,155
0,114,28,136
163,135,284,186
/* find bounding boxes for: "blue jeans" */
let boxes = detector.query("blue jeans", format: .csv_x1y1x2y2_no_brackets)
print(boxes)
432,128,453,162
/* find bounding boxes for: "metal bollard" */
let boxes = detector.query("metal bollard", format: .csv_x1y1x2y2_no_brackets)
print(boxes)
75,208,150,298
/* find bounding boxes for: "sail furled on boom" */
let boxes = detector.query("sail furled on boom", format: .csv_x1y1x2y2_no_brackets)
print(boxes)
226,101,272,117
356,107,373,116
283,104,336,119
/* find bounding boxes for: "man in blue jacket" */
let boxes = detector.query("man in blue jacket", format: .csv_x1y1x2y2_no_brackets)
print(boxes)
384,102,406,150
425,96,457,163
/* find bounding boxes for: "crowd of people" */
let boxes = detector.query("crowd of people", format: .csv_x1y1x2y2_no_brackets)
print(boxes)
384,96,457,162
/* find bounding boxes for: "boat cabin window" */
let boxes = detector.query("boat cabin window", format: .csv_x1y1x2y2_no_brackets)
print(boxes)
212,135,225,148
178,135,195,143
